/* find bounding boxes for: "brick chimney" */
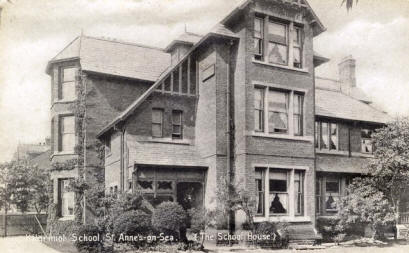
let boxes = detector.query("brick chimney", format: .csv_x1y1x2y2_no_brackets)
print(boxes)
338,55,356,94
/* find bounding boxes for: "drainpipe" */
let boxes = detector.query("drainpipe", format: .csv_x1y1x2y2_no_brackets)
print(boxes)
82,72,87,225
226,40,235,233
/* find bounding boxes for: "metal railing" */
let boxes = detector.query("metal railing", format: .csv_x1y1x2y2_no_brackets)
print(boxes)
399,212,409,224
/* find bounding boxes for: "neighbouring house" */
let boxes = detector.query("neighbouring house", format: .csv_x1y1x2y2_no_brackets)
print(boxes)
46,0,399,243
13,138,50,161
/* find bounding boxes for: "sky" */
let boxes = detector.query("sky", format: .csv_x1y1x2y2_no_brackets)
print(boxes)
0,0,408,162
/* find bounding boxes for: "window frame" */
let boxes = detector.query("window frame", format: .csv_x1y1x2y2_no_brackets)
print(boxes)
324,177,341,213
253,14,304,69
171,110,183,140
254,166,307,218
58,66,77,101
58,178,75,218
254,86,304,137
316,121,339,151
254,88,265,132
152,108,164,138
361,128,374,154
58,115,75,153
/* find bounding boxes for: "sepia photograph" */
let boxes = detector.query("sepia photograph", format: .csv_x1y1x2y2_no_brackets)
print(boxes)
0,0,409,252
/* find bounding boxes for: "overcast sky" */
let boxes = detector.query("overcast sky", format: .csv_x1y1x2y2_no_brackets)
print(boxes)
0,0,408,162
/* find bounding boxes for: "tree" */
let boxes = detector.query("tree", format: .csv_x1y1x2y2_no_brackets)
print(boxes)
367,118,409,224
341,0,358,11
0,160,49,214
338,177,395,239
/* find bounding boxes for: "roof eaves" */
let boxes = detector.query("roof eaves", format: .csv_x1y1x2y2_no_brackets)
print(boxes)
96,29,239,139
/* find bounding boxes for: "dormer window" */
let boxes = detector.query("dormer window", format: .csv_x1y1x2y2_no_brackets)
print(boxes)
254,15,304,69
58,67,77,101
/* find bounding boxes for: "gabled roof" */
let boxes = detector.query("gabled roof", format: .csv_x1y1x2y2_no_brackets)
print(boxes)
96,24,239,138
165,32,203,52
47,36,171,82
315,88,392,124
221,0,326,37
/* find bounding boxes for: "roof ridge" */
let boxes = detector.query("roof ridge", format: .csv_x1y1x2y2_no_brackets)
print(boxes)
82,35,166,51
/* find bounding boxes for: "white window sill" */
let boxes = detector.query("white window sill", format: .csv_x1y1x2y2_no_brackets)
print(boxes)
58,216,75,221
252,59,309,73
316,149,349,156
251,131,313,142
53,99,77,104
254,216,311,223
142,138,191,145
51,152,77,158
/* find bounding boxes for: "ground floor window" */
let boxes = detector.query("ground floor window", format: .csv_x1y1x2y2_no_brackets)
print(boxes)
316,174,356,215
255,167,305,217
135,167,204,210
58,178,74,217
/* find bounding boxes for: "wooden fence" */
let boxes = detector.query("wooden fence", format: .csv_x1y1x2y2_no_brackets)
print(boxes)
0,213,47,237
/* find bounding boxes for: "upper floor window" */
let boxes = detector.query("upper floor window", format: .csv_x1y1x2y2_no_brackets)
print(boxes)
361,129,374,153
58,67,77,101
316,121,338,150
172,110,183,139
254,17,264,60
254,87,304,136
152,108,164,138
59,115,75,152
254,15,304,69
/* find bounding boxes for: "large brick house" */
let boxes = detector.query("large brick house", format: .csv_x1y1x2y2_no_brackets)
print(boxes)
46,0,396,239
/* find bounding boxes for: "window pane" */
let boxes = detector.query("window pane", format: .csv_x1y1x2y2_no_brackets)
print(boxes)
294,94,303,136
268,90,288,112
255,169,264,215
268,22,287,44
164,76,171,91
63,68,76,82
181,61,188,94
152,109,163,124
269,193,288,214
61,179,74,217
326,178,340,212
361,129,372,139
62,133,75,151
62,82,76,100
254,88,264,109
157,181,173,191
293,47,301,64
330,123,338,150
254,18,263,38
138,180,153,191
362,139,373,153
315,122,319,148
269,170,287,192
321,122,329,149
292,28,301,45
173,125,181,135
173,69,179,92
172,111,182,124
62,116,75,134
269,112,288,133
255,110,263,132
268,42,288,65
295,171,304,215
152,124,162,138
326,180,339,193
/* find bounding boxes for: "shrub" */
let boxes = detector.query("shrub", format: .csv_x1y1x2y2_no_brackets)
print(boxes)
316,217,347,242
113,210,152,246
187,208,207,234
48,220,80,238
253,222,289,249
74,224,103,253
152,201,187,241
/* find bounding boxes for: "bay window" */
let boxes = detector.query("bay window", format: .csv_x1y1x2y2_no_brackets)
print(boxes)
254,87,304,136
361,129,374,153
255,167,306,217
58,67,76,101
253,14,304,69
